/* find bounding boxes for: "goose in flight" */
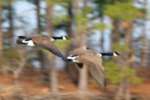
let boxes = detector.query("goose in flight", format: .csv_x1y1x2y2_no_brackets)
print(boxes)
16,35,68,61
67,46,119,63
66,46,119,87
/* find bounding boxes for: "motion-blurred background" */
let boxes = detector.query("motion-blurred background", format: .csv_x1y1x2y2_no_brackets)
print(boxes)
0,0,150,100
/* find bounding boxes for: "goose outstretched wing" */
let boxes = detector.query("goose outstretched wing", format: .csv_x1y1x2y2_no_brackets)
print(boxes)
17,35,67,61
31,36,67,61
77,54,106,87
88,61,106,88
38,44,67,61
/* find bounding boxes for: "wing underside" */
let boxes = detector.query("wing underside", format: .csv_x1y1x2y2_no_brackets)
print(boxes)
88,63,106,88
39,44,66,61
80,55,106,88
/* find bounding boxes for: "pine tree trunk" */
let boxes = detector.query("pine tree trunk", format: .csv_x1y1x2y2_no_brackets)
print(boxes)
35,0,50,86
46,1,59,93
115,82,124,100
115,79,130,100
13,63,25,86
67,1,74,37
13,48,26,92
35,0,41,34
66,0,79,84
112,20,120,44
0,1,3,51
124,81,131,100
141,38,149,67
78,64,88,93
50,67,58,93
73,0,89,93
124,21,135,66
66,0,84,87
8,0,14,46
46,2,53,35
141,0,150,67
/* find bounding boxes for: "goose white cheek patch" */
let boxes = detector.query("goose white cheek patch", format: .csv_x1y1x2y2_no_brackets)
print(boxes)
62,36,67,40
50,38,55,41
67,56,80,63
22,40,35,47
97,53,102,57
28,40,35,46
113,52,118,56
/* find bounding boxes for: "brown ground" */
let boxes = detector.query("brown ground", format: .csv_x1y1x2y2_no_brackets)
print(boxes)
0,68,150,98
0,70,101,96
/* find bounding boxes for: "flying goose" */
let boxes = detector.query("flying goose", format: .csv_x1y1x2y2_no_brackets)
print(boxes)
67,46,119,62
16,35,68,61
66,46,119,87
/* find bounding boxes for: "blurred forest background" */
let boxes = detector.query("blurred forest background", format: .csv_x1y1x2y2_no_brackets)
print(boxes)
0,0,150,100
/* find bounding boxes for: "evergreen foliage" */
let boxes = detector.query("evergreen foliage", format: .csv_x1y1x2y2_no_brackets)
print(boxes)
104,3,140,20
53,39,71,50
104,60,143,85
113,43,129,52
0,48,23,72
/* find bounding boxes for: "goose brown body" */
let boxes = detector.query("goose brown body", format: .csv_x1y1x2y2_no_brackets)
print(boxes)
67,47,106,87
17,35,67,61
78,53,105,87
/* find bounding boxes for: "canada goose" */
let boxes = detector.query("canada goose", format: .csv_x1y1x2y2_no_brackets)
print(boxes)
67,46,119,87
68,53,106,87
67,46,119,62
16,35,68,61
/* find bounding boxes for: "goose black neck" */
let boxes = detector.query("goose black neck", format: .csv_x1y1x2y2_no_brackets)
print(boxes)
52,36,64,40
101,52,114,56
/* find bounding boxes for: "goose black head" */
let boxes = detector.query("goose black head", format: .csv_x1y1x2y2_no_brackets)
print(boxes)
18,36,26,39
50,35,69,41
